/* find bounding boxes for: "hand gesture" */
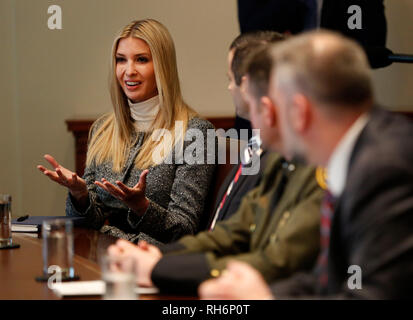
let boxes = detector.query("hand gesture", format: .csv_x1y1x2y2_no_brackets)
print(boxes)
107,239,162,287
37,154,88,200
94,169,149,215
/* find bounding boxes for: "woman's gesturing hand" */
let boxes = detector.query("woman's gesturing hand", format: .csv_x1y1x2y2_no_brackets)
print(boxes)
94,169,150,216
37,154,88,200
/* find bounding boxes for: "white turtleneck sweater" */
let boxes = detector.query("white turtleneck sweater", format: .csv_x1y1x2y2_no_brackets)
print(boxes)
128,95,160,132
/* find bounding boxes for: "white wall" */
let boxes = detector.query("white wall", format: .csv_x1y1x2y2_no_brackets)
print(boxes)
0,0,412,217
0,0,21,215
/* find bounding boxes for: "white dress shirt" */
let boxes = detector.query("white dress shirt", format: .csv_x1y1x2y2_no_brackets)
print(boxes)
327,113,370,197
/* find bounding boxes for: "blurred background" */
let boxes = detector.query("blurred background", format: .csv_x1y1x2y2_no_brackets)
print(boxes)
1,0,412,217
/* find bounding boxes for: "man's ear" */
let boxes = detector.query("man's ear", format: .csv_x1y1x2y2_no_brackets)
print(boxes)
291,94,312,133
240,76,248,98
240,76,247,90
260,96,277,128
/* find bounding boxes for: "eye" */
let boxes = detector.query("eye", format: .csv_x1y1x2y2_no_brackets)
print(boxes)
116,57,126,63
137,56,149,63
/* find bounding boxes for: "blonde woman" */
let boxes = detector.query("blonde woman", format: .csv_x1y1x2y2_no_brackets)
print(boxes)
37,19,215,245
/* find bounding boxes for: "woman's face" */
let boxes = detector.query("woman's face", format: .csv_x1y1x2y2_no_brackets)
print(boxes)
115,37,158,103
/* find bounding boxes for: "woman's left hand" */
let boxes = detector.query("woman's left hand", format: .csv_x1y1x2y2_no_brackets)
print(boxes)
94,169,150,216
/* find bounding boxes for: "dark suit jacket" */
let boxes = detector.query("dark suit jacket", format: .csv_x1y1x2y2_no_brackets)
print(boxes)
237,0,308,34
321,0,390,68
271,108,413,299
238,0,390,68
320,0,386,46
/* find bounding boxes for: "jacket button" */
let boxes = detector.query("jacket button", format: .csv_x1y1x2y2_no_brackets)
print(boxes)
279,211,291,227
210,269,220,278
270,234,278,243
249,224,256,232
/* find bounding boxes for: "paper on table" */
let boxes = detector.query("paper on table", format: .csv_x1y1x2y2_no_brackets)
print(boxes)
52,280,159,297
52,281,105,297
11,225,39,233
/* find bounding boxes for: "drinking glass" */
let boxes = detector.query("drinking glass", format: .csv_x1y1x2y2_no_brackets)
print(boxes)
0,195,12,247
42,219,75,279
101,254,137,300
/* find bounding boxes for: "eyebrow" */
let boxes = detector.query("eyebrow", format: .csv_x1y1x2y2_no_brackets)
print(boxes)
115,53,151,57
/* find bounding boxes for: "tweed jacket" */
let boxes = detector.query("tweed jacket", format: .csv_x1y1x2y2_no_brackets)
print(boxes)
151,152,324,294
66,116,216,245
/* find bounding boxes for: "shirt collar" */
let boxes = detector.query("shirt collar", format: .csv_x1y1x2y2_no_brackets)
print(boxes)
241,132,263,166
327,112,370,197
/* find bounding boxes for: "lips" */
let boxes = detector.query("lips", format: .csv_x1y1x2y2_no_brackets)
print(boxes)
125,80,142,90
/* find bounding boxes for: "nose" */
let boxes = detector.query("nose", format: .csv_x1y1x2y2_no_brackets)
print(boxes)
125,60,137,76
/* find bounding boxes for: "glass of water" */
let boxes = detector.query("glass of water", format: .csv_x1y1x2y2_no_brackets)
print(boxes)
42,219,75,279
101,254,137,300
0,194,12,248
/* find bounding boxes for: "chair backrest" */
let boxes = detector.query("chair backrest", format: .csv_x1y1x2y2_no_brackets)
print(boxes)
198,137,246,231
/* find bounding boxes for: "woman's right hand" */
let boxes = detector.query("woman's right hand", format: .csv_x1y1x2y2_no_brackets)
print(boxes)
37,154,88,201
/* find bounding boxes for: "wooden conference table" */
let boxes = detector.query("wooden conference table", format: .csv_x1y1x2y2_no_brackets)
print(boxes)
0,228,193,300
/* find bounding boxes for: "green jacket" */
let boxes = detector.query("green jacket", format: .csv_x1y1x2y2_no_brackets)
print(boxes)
151,152,324,294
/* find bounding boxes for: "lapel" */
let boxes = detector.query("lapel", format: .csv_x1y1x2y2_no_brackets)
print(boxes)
212,151,269,216
333,108,381,224
327,109,382,280
220,170,252,214
251,156,295,248
212,164,241,214
120,131,145,182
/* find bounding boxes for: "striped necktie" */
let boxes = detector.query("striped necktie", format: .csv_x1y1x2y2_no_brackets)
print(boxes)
314,190,336,292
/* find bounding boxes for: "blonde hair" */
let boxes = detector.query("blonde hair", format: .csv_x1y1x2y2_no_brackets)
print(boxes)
86,19,196,171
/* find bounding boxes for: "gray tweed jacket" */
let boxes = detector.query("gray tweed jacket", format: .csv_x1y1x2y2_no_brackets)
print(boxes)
66,117,216,245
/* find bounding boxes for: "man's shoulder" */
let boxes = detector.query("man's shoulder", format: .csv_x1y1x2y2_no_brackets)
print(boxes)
367,108,413,137
261,153,321,196
261,152,318,182
347,108,413,190
353,108,413,167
